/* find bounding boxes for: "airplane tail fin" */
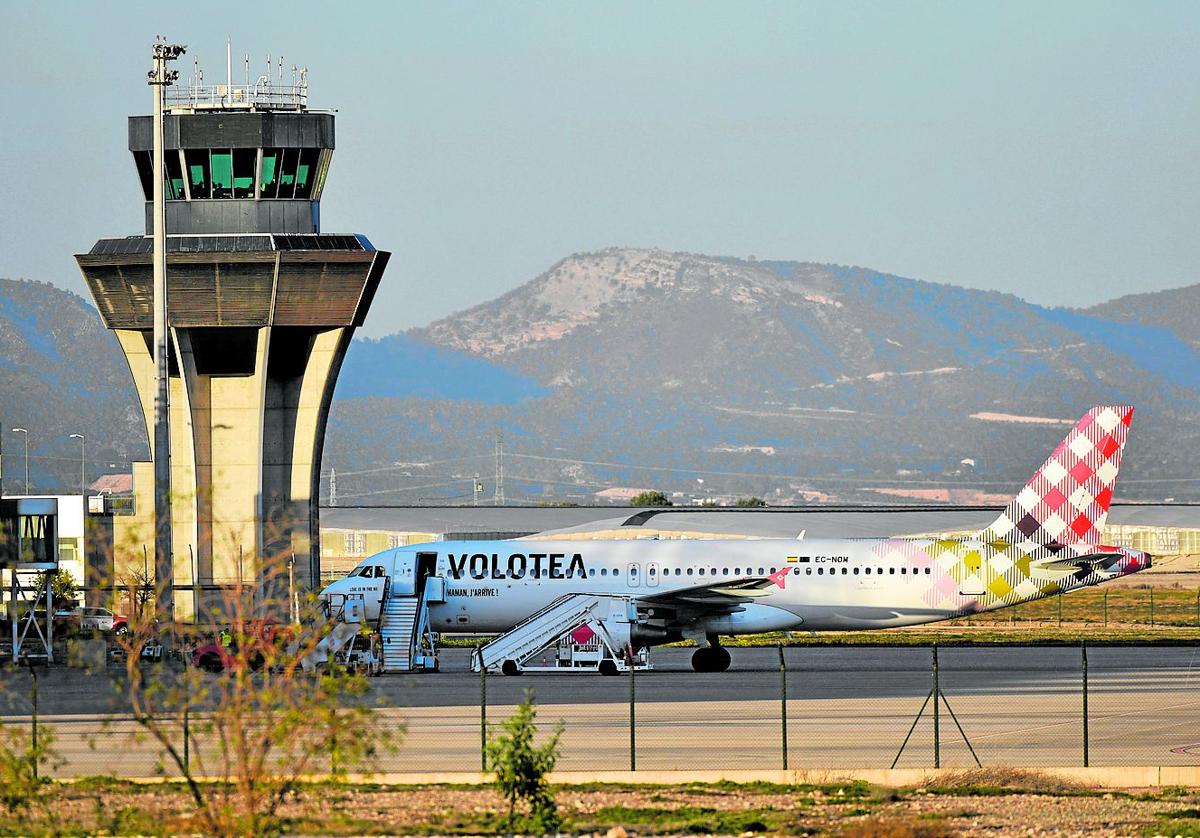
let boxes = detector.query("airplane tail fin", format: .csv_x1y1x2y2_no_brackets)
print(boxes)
980,405,1134,547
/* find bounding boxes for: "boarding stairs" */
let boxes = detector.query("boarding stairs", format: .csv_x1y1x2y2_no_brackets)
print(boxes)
380,576,440,673
471,593,652,675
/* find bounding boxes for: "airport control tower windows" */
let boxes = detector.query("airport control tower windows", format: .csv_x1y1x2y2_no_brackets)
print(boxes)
277,148,300,197
211,150,234,199
133,151,187,200
165,153,185,199
260,148,280,196
295,148,320,199
233,149,256,198
186,149,211,198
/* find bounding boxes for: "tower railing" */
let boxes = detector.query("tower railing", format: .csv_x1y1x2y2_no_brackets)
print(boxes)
165,80,307,111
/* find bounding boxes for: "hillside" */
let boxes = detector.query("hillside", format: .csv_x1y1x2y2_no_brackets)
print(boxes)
1086,284,1200,349
0,278,146,492
3,254,1198,504
326,249,1200,505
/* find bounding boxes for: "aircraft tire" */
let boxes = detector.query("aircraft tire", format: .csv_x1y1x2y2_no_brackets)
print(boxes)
599,659,619,676
501,659,522,676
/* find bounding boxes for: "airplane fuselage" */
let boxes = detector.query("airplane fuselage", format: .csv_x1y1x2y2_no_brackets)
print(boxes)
324,535,1149,638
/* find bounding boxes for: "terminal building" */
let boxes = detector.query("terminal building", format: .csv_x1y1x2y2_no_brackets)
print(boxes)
75,64,388,618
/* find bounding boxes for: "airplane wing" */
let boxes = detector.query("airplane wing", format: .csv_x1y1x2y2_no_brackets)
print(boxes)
636,568,790,608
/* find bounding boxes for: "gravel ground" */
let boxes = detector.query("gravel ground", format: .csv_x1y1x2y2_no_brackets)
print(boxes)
7,781,1198,836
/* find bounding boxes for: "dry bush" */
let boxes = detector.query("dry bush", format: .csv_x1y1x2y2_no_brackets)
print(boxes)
108,528,399,836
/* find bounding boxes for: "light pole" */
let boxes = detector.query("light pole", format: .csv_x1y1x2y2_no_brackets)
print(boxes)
11,428,28,494
69,433,85,496
149,38,185,635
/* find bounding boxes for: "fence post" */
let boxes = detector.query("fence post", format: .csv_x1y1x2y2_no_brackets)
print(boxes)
1057,593,1063,628
1081,642,1089,767
183,665,190,775
30,664,39,780
1103,591,1108,628
932,645,940,769
629,650,636,771
778,645,788,770
478,645,487,773
1149,588,1155,627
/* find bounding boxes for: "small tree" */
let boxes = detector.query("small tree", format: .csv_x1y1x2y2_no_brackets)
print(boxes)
36,569,79,606
109,525,400,836
734,497,767,508
486,689,563,834
0,712,61,832
629,490,671,507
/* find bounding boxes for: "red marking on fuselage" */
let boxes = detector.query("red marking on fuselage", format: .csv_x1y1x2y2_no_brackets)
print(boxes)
768,566,792,589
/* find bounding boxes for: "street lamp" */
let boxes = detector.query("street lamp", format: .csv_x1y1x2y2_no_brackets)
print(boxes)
69,433,85,496
11,428,28,494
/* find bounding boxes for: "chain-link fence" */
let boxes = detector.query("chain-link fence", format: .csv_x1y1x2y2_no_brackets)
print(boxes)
2,644,1199,778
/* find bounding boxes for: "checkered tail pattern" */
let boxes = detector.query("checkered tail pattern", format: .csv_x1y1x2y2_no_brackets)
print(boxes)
979,405,1134,547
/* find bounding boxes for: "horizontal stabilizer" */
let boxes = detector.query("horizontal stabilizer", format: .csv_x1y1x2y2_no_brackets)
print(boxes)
1034,552,1124,572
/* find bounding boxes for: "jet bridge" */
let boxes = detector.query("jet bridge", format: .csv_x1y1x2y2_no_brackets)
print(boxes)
471,593,652,675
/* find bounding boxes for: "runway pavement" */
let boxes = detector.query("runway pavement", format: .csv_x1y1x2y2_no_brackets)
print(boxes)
2,646,1198,777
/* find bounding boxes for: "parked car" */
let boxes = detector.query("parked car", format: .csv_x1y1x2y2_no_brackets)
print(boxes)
75,606,129,636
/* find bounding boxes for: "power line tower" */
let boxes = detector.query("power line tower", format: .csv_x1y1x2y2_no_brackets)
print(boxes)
494,437,505,506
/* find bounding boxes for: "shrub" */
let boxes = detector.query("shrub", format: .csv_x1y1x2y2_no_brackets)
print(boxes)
486,689,563,834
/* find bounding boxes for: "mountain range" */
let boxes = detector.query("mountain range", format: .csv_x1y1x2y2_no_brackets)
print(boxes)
2,250,1198,503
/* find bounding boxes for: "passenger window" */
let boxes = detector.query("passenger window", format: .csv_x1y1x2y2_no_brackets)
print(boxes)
722,568,729,576
805,568,812,575
687,568,694,576
757,567,765,575
601,568,608,577
865,568,871,575
699,568,706,576
614,569,620,577
842,568,849,575
889,568,895,575
734,568,741,576
588,569,595,577
925,568,932,575
853,568,860,575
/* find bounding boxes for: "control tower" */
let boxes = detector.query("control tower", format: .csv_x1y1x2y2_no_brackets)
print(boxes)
76,60,388,613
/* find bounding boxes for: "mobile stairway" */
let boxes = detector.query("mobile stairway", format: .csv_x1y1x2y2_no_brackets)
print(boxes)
380,574,442,673
471,593,652,675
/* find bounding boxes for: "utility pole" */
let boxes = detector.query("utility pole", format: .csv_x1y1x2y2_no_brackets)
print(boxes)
149,37,185,636
494,437,505,506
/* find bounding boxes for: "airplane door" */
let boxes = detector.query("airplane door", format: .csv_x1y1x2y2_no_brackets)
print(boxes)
646,562,660,587
627,562,640,587
389,552,417,596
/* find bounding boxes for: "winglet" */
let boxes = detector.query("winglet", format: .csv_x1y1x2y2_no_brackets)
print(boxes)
980,405,1133,546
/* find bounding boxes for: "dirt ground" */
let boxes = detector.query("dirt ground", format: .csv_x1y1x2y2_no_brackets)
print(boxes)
5,774,1200,836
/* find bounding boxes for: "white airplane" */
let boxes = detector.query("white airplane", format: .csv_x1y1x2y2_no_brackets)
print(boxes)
320,405,1150,672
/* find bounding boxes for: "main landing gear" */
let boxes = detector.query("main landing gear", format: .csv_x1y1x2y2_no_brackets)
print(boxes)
690,637,731,673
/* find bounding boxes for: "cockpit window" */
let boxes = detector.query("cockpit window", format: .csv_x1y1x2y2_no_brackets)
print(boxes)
372,566,384,577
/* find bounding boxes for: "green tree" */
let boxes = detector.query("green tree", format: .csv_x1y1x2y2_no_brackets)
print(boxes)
629,491,672,507
486,689,563,834
37,569,79,605
734,497,768,508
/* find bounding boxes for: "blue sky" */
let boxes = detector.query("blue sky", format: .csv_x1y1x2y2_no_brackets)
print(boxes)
1,1,1197,337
